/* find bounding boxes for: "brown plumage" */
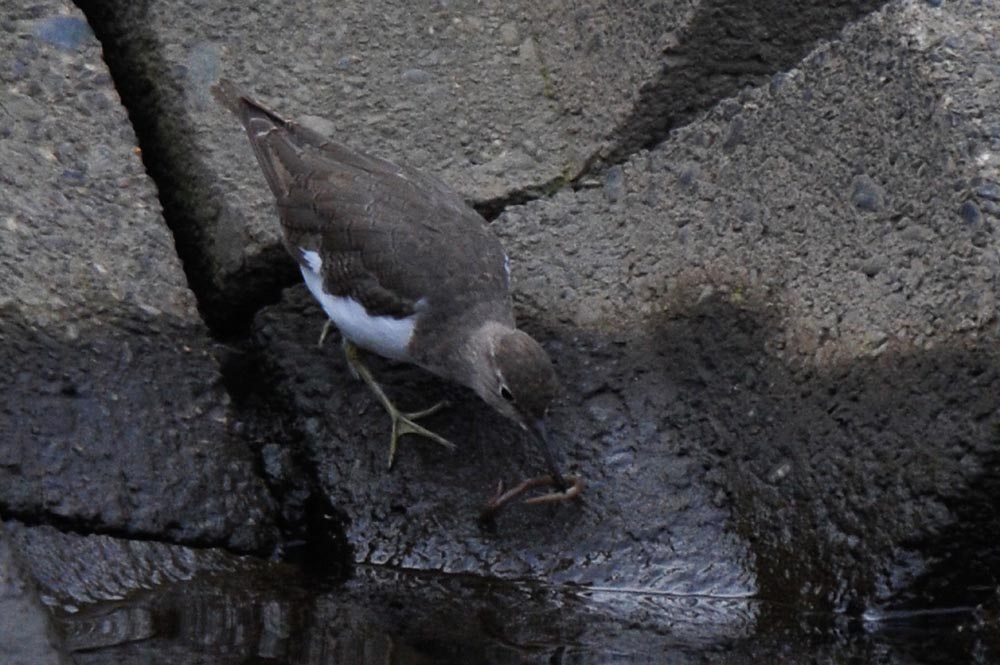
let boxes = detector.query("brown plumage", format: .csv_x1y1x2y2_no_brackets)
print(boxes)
214,79,508,326
215,79,564,482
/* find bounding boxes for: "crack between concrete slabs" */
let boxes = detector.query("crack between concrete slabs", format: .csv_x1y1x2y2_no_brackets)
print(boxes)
0,508,257,555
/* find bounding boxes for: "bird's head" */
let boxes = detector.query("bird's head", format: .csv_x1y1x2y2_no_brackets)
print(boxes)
470,325,564,486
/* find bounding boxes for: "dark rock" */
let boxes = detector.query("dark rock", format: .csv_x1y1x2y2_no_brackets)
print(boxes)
860,257,886,277
723,114,746,152
770,71,793,95
981,199,1000,216
976,180,1000,201
400,68,432,84
31,15,92,51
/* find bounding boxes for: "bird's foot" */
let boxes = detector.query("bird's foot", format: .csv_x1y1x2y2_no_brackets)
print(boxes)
386,400,455,469
341,338,455,467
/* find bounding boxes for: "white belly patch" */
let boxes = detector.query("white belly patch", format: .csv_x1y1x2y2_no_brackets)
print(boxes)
299,251,417,361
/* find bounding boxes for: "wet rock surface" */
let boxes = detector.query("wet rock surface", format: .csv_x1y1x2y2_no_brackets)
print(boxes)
0,0,276,551
5,521,240,610
254,287,754,598
13,520,752,663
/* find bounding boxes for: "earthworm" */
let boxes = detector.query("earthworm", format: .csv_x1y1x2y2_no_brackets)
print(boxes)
479,474,584,520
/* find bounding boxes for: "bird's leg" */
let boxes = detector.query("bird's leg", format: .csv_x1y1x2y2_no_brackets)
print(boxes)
341,338,455,468
318,322,362,380
317,320,335,348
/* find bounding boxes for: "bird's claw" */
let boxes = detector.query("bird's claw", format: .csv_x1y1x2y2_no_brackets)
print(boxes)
387,406,457,468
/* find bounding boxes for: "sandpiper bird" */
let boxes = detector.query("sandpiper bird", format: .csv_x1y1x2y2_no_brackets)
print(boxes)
214,80,564,484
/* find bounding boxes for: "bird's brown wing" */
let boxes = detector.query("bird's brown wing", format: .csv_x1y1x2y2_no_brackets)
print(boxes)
215,80,510,320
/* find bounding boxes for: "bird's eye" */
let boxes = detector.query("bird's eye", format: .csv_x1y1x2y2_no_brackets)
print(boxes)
499,385,514,402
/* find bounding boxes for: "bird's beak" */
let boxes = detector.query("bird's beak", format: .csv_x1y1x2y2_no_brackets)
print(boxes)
528,419,567,490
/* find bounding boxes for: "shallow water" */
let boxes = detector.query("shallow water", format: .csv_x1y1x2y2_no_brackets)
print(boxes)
53,563,995,665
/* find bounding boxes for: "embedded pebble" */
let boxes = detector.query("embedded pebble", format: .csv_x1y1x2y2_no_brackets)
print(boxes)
851,175,885,212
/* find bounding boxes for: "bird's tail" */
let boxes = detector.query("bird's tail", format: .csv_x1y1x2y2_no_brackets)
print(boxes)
211,78,305,200
211,78,290,131
211,78,456,216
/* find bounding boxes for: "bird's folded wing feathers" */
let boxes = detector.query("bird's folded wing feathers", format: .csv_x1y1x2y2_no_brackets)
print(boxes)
214,78,510,320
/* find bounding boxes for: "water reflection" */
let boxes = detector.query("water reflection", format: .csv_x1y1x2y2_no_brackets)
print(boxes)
56,564,998,665
58,564,751,663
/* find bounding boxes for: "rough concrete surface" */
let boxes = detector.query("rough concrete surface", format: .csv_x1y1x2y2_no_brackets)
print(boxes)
74,0,885,331
0,522,67,665
74,0,690,330
604,0,890,163
0,0,276,550
249,0,1000,614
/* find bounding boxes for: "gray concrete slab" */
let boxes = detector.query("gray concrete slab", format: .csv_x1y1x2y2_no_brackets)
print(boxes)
0,0,276,551
78,0,890,332
255,0,1000,612
75,0,693,330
